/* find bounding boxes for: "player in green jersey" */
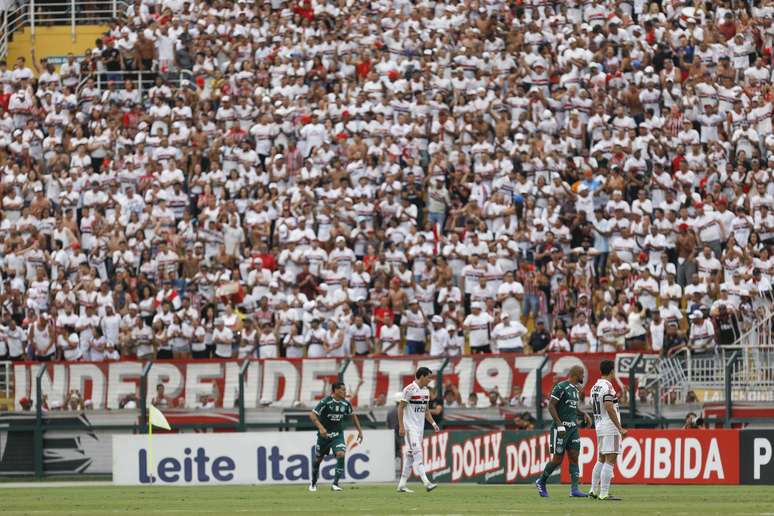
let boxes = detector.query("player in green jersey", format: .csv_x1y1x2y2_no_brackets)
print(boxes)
535,365,591,498
308,381,363,492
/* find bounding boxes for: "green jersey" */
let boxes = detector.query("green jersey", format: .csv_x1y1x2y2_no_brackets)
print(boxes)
312,395,353,435
550,380,580,426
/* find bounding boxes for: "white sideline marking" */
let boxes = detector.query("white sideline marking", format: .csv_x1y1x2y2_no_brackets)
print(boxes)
0,481,507,489
0,481,112,488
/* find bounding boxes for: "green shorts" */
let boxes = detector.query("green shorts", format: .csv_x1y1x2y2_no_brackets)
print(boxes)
315,432,346,457
549,425,580,455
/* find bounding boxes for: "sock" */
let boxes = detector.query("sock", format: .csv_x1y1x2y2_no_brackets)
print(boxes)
333,455,345,485
600,463,614,497
413,449,430,485
540,460,559,482
311,455,323,485
590,461,604,493
569,462,580,490
398,449,412,487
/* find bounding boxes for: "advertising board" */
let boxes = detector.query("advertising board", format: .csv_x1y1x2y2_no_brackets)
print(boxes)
112,430,395,485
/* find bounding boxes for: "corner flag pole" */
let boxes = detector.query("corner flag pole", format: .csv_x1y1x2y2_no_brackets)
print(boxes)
148,418,153,481
147,404,171,482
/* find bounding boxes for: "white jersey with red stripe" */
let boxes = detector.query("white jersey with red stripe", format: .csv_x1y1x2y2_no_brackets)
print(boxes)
590,378,620,435
401,381,429,434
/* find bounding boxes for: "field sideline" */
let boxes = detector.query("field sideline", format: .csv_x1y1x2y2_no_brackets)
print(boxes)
1,483,772,515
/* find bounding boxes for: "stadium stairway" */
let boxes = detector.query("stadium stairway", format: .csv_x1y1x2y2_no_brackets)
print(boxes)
6,25,108,68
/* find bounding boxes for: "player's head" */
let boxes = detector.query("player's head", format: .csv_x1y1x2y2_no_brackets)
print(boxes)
331,381,346,398
415,367,433,387
600,360,615,378
568,365,585,385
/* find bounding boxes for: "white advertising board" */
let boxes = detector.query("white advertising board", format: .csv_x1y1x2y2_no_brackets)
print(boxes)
113,430,395,485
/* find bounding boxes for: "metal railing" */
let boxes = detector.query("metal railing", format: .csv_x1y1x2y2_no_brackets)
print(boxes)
76,68,194,99
0,360,11,399
655,300,774,404
0,0,130,58
657,352,687,393
659,345,774,404
737,303,774,348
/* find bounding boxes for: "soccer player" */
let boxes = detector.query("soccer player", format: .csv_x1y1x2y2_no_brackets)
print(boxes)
397,367,440,493
588,359,626,500
308,382,363,492
535,365,591,498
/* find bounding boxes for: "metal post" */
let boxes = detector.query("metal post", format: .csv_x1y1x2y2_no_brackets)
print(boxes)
238,361,250,432
34,364,48,478
654,377,661,424
337,358,351,383
628,354,643,427
535,356,549,429
436,357,450,406
140,361,153,432
71,0,76,42
30,0,35,38
112,0,118,19
3,10,7,60
724,351,739,427
686,349,692,392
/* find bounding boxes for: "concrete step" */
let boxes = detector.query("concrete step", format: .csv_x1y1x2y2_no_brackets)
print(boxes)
6,25,108,70
0,396,13,412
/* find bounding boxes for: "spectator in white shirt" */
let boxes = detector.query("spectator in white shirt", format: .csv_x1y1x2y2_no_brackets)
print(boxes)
429,315,451,356
491,313,528,353
463,302,493,354
688,310,715,355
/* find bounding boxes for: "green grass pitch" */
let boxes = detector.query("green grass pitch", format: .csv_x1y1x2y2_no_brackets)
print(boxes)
3,484,772,515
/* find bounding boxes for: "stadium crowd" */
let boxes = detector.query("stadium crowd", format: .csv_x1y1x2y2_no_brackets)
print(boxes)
0,0,773,363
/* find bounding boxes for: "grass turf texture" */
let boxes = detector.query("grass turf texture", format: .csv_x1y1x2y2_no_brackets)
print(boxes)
2,484,771,515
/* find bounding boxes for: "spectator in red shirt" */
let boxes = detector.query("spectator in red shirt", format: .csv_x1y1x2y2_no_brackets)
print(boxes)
372,296,394,339
718,12,737,41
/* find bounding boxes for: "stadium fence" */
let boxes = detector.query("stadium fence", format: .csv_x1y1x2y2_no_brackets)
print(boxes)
657,306,774,408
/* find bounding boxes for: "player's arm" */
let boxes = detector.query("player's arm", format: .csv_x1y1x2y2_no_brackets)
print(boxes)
577,407,592,427
425,405,440,433
397,400,407,436
603,397,626,436
351,411,364,443
309,407,329,437
548,396,565,436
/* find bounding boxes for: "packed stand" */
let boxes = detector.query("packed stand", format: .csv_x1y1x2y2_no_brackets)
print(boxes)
0,0,773,364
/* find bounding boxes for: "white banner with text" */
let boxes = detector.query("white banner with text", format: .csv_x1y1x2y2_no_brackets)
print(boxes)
112,430,395,485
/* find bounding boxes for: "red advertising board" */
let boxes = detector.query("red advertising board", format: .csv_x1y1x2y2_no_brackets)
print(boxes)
561,429,740,484
402,429,745,485
12,353,657,410
403,430,551,484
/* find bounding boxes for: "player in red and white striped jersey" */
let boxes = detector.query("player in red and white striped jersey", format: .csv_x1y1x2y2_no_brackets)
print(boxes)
397,367,440,493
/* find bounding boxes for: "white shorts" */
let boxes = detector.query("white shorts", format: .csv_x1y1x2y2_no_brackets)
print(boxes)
597,432,622,455
403,430,424,453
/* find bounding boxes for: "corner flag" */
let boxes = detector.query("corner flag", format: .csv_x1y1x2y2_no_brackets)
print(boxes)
149,404,171,430
147,404,171,480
